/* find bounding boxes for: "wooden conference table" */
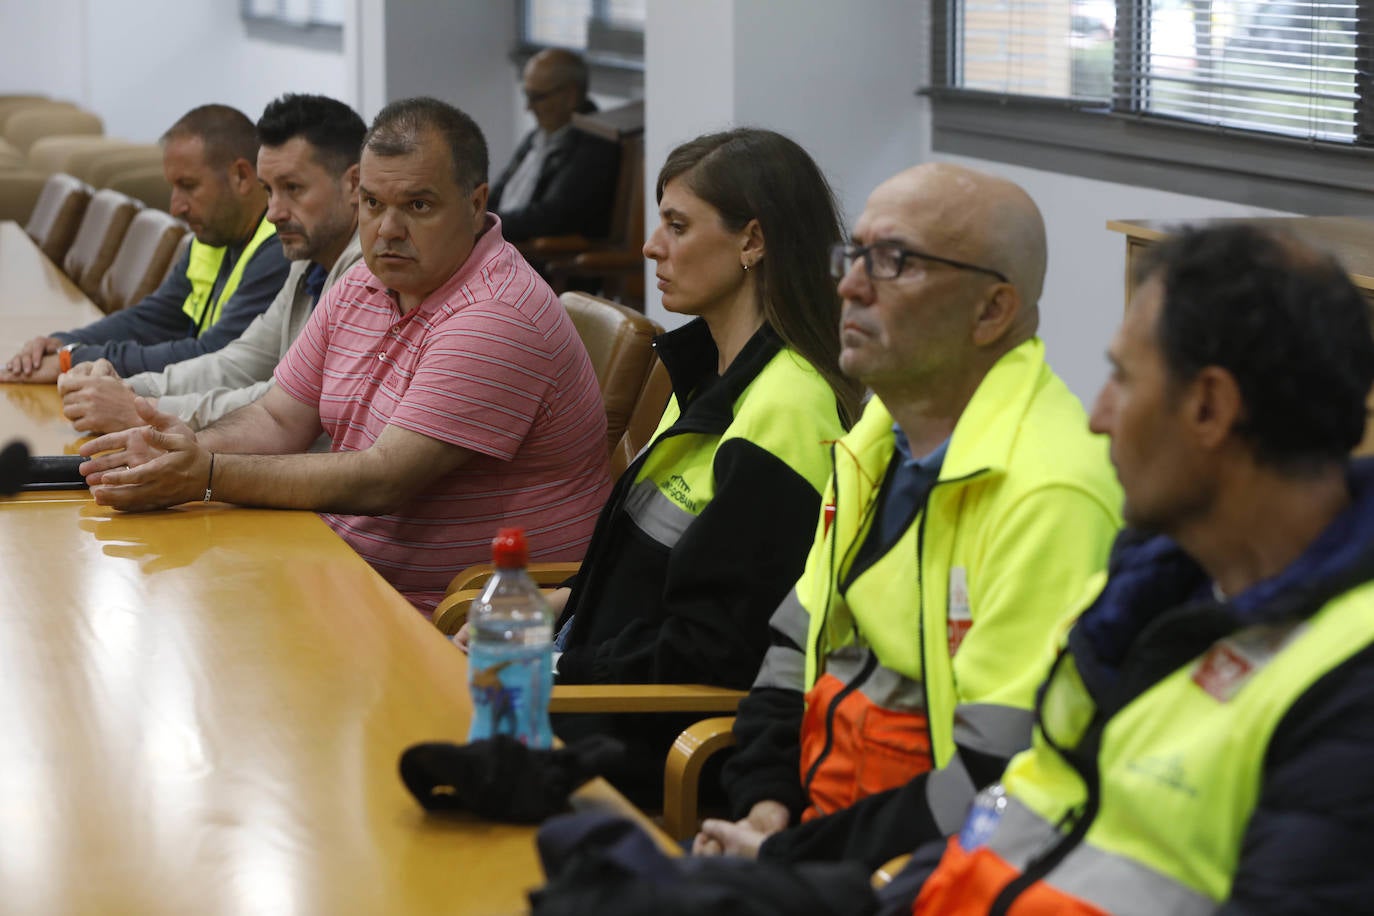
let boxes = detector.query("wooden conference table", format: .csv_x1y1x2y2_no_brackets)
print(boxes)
0,222,667,914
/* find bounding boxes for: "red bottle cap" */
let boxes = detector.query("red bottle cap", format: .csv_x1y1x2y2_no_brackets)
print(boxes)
491,527,528,568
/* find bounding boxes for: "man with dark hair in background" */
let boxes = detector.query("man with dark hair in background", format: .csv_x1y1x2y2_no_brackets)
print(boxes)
76,97,612,615
3,104,290,383
58,93,368,435
489,47,620,242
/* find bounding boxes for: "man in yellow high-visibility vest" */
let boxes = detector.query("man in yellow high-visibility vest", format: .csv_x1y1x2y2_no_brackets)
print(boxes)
3,104,289,383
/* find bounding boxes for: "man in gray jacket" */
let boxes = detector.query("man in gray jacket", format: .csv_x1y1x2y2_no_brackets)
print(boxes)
58,94,366,435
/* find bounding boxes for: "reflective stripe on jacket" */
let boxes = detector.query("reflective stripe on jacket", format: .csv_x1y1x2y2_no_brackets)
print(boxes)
769,338,1121,821
181,214,277,335
916,576,1374,915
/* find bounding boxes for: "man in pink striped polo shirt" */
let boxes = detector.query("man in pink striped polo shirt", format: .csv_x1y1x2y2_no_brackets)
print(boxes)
79,97,613,614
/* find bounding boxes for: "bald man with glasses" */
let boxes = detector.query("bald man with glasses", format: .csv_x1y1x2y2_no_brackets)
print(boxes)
692,162,1123,872
488,48,619,242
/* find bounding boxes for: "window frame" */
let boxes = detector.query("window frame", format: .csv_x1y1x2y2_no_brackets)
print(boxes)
515,0,646,74
927,0,1374,213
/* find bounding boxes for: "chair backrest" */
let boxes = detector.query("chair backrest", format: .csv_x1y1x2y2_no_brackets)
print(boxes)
561,291,661,453
606,131,644,250
104,164,172,212
24,172,92,264
98,209,188,313
36,138,150,181
87,146,165,188
0,98,71,133
63,189,142,305
0,171,50,223
3,107,102,155
163,230,193,285
0,138,26,170
610,356,672,480
27,135,135,176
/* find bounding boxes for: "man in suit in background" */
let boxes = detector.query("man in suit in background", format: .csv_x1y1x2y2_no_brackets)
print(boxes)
489,48,619,242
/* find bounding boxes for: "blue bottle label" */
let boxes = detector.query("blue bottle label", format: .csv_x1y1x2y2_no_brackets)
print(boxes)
958,783,1008,851
468,641,553,748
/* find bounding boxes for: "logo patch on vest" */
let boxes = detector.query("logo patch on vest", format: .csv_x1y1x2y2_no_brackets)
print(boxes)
948,567,971,656
1191,622,1306,702
660,474,699,513
1124,753,1198,797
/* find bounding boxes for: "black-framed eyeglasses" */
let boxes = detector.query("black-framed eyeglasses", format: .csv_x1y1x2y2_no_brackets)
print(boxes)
829,241,1009,284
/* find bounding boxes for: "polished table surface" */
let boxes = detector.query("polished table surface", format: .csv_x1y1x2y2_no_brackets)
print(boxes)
0,220,100,320
0,498,665,914
0,221,668,913
1,219,103,457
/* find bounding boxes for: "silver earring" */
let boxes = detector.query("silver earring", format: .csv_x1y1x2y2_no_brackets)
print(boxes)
742,263,750,272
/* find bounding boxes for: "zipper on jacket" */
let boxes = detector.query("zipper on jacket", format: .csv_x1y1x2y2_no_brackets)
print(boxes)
800,649,879,804
988,652,1105,916
913,470,986,757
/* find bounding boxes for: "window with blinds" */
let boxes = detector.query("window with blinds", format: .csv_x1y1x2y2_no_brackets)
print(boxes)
522,0,645,58
942,1,1369,146
240,0,344,29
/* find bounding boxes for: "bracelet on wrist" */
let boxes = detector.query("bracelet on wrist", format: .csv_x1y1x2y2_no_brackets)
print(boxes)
203,452,216,503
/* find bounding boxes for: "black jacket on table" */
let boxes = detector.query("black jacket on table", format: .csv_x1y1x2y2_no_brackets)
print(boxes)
553,319,846,799
489,105,620,243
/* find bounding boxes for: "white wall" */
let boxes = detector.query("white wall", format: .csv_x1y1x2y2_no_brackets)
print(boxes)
0,0,88,104
642,0,929,330
383,2,518,175
642,1,1297,406
0,1,351,142
940,157,1292,403
0,2,1312,404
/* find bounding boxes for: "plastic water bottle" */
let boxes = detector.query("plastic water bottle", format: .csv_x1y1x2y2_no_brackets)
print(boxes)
466,527,554,748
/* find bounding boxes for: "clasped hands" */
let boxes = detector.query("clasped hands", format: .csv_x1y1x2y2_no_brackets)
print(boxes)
58,358,145,434
692,799,791,859
79,396,212,512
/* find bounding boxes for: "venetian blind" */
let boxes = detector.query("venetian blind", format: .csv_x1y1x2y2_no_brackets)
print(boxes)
1115,0,1362,143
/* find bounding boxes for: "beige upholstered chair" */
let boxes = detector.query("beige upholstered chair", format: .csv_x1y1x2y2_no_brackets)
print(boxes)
162,231,193,286
0,171,49,222
610,357,671,480
560,291,661,453
4,107,102,155
63,189,142,306
104,165,172,212
98,209,187,313
24,172,92,264
0,98,71,134
27,136,131,176
0,138,26,170
30,137,149,180
87,147,165,188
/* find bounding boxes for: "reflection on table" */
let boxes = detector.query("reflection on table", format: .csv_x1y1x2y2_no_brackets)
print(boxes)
0,499,663,913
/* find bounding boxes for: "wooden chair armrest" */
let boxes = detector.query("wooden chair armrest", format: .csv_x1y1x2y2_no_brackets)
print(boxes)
444,561,581,596
662,716,738,841
523,234,593,255
549,684,745,714
872,854,912,889
572,249,643,271
431,589,479,637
